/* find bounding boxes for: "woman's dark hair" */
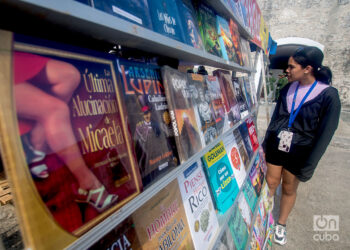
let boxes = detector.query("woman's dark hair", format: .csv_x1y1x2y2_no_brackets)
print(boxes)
292,46,332,84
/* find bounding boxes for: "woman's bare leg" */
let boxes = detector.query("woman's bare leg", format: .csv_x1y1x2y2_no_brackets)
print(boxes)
266,162,283,196
15,83,99,190
278,169,300,225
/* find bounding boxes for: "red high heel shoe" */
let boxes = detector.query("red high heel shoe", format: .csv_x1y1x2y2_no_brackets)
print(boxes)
75,185,118,212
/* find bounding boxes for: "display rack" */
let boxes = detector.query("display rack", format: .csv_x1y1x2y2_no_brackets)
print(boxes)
0,0,270,249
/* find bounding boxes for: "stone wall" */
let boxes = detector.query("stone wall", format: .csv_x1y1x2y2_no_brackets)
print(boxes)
257,0,350,110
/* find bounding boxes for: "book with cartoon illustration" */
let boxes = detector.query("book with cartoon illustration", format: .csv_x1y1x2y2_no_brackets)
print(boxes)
216,15,237,62
117,60,179,187
228,205,249,250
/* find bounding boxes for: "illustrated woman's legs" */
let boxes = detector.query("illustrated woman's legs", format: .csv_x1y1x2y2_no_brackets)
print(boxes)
278,169,299,225
15,83,100,190
266,162,283,196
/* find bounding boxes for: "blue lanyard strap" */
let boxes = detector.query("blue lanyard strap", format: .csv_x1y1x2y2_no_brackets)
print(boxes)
288,80,318,128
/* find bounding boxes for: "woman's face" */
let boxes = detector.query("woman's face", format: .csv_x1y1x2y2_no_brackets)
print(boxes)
286,57,305,82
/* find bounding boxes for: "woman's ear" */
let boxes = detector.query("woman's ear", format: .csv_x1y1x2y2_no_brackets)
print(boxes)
304,65,313,74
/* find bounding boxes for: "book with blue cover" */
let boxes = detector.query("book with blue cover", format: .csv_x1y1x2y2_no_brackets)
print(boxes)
197,3,222,58
147,0,185,42
242,178,258,212
238,122,254,160
177,0,204,49
216,15,236,62
202,141,239,214
93,0,153,29
228,205,249,250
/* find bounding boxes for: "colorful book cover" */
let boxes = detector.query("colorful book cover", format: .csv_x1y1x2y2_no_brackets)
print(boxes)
117,59,179,187
177,161,219,249
93,0,153,29
232,76,249,117
177,0,204,49
216,15,236,62
12,34,142,234
238,122,254,160
188,73,218,145
253,204,267,247
206,75,228,136
202,141,239,214
132,180,194,249
242,178,258,212
249,154,264,196
227,0,245,26
147,0,185,42
229,19,244,66
161,66,203,163
228,205,249,250
89,217,141,249
258,148,267,175
213,70,241,127
240,77,253,111
246,117,259,152
222,133,246,188
233,128,249,170
214,227,235,250
240,37,252,68
197,3,223,58
238,192,253,233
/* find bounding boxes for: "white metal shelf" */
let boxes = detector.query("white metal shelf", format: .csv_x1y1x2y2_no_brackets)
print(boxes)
66,114,252,249
0,0,253,73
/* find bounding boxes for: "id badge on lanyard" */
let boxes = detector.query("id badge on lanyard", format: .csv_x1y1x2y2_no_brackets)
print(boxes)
278,81,317,153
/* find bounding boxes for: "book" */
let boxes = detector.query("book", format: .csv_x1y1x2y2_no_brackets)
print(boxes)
238,192,253,233
216,15,236,62
228,205,249,250
227,0,245,26
242,178,258,212
232,76,249,117
177,160,219,249
238,122,254,160
12,34,142,235
246,117,259,152
93,0,153,29
240,77,253,111
147,0,185,42
206,75,229,136
213,70,241,127
249,154,264,197
177,0,204,49
233,128,250,170
197,3,223,58
188,73,218,145
229,19,244,66
132,179,194,249
202,141,239,214
161,66,203,163
117,59,179,187
240,37,252,68
214,227,235,250
222,133,246,188
89,217,141,249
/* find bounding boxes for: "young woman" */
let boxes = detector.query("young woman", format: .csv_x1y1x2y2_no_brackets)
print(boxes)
262,46,341,245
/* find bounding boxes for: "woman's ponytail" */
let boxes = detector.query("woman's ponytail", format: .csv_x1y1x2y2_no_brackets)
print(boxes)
315,66,332,85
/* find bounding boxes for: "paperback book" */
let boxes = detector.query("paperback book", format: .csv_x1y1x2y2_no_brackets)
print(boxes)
233,128,250,169
206,75,228,135
238,122,254,160
177,0,204,49
222,133,246,188
188,73,218,145
240,77,253,111
202,141,239,214
238,192,253,233
117,59,179,187
132,180,194,249
213,70,241,127
177,161,219,249
240,37,252,68
197,3,223,58
161,66,203,163
93,0,153,29
246,117,259,152
228,205,249,250
242,178,258,212
249,154,264,197
147,0,185,42
216,15,236,62
229,19,244,66
232,76,249,117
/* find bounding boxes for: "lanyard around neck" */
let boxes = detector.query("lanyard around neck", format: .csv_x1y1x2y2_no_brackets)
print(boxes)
288,80,318,128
